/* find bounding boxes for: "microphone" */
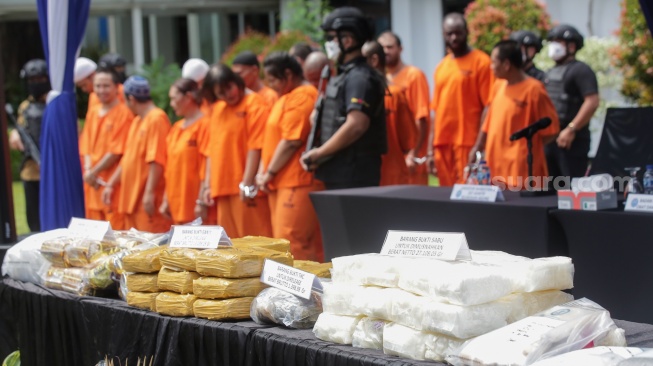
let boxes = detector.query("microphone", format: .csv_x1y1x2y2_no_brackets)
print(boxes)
510,117,552,141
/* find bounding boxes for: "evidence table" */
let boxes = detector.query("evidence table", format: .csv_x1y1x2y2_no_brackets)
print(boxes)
310,185,566,261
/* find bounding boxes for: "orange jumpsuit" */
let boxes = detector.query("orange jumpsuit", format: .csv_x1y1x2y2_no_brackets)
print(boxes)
80,103,133,229
87,84,125,112
430,49,494,186
261,84,324,261
165,116,210,224
380,85,417,186
390,65,430,185
257,85,279,106
483,78,560,190
205,93,272,238
117,107,172,233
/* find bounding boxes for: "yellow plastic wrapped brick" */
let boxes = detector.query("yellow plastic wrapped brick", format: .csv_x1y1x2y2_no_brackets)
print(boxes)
157,267,199,294
63,239,119,267
195,247,294,278
122,245,167,273
127,291,159,311
231,236,291,252
62,268,92,296
126,273,160,293
40,237,72,267
293,260,332,278
42,266,66,290
193,277,267,299
193,297,254,320
159,248,201,271
156,292,197,317
87,256,114,289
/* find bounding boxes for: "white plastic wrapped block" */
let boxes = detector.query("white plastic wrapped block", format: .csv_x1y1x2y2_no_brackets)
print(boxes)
530,347,648,366
383,323,428,360
505,290,575,323
313,312,362,345
322,283,403,319
2,229,70,284
471,250,574,293
352,317,389,350
388,289,428,330
398,260,513,306
424,332,467,362
322,282,361,316
447,298,625,366
331,254,411,287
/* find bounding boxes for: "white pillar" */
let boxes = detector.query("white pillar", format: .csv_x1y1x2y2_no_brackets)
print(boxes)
268,11,276,36
131,6,145,72
148,15,159,61
187,13,201,58
390,0,443,92
238,12,245,35
108,16,118,53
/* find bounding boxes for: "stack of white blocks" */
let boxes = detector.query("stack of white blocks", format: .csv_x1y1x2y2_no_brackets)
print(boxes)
313,251,575,362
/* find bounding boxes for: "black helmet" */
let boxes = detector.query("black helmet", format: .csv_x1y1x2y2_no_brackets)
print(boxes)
20,59,48,79
547,24,584,50
98,53,127,69
509,30,543,52
322,7,374,43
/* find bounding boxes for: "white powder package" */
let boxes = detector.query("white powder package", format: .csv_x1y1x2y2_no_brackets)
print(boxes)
352,317,389,350
312,312,362,345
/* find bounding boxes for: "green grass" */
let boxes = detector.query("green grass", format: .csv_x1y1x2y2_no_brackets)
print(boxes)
12,181,29,235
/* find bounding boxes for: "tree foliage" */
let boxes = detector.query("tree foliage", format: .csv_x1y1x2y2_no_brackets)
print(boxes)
465,0,552,54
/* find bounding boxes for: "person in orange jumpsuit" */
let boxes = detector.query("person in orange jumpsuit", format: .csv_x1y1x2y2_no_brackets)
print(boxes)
378,31,430,185
102,76,172,233
427,13,494,186
362,41,417,186
256,52,324,261
158,78,211,225
469,40,559,191
80,69,134,229
200,64,272,238
231,51,279,106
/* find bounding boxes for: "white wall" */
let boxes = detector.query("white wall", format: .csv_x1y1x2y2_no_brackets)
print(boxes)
541,0,621,38
390,0,444,93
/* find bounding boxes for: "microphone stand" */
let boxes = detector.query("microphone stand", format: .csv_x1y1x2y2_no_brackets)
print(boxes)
520,134,555,197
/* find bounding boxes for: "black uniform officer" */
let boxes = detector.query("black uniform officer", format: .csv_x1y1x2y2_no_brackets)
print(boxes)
509,30,546,82
301,7,387,190
544,25,599,179
99,53,128,83
8,59,51,232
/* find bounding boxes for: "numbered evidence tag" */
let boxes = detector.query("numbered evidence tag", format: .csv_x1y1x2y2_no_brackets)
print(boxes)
380,230,472,261
625,194,653,213
169,225,232,249
68,217,113,241
260,259,316,300
451,184,505,202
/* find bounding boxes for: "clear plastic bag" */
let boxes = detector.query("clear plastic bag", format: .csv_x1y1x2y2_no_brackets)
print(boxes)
250,287,323,329
447,298,627,366
313,313,362,344
2,229,68,284
352,317,389,350
530,347,649,366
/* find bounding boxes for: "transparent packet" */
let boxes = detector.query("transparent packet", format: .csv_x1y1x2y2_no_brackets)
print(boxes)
250,281,324,329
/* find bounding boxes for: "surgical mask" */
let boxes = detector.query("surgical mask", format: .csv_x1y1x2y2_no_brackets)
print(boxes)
325,39,341,61
548,42,567,62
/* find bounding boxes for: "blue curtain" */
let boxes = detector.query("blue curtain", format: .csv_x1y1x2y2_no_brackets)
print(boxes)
640,0,653,35
36,0,90,230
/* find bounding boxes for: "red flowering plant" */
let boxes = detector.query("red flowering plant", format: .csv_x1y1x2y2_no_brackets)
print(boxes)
465,0,552,55
220,31,272,66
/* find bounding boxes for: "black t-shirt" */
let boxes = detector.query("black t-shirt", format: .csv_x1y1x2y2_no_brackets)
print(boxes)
526,65,546,83
315,57,386,186
545,60,598,155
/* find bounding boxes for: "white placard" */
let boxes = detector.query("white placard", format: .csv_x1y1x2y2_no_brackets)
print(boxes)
169,225,231,249
451,184,505,202
67,217,112,241
380,230,472,261
625,194,653,213
260,259,316,300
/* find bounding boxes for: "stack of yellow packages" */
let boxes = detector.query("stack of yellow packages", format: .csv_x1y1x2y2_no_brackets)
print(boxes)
192,237,294,320
40,236,121,296
122,245,167,312
154,247,202,317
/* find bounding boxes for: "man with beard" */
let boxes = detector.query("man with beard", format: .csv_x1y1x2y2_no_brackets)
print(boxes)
378,31,430,185
427,13,494,186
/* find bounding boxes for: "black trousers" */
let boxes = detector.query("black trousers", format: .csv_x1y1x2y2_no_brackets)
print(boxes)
324,180,380,190
22,180,40,232
545,143,589,179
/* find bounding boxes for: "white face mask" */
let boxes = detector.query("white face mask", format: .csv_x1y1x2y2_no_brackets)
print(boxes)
548,42,567,61
325,39,341,61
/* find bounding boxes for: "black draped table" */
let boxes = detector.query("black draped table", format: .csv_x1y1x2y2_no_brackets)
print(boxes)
310,185,566,261
551,209,653,324
2,278,653,366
